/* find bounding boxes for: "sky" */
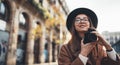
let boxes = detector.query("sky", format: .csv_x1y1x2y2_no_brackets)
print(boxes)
65,0,120,33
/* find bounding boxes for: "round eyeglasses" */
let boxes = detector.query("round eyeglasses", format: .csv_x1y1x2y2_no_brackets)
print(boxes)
74,18,89,24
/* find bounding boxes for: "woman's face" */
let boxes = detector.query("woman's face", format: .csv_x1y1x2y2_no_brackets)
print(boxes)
74,14,90,32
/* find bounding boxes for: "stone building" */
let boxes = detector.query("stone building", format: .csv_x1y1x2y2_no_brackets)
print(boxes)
0,0,69,65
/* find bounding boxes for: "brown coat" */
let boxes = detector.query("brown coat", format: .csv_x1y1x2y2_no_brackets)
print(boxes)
58,43,120,65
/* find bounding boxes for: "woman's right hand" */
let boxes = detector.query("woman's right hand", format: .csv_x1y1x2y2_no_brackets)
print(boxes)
80,40,96,57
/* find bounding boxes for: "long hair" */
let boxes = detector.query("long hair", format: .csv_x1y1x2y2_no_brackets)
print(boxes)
69,19,82,52
68,16,93,52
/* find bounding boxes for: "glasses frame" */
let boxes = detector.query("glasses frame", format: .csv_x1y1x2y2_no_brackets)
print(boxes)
74,17,89,24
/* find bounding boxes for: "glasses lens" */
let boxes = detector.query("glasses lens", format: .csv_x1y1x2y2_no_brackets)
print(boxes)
75,18,89,23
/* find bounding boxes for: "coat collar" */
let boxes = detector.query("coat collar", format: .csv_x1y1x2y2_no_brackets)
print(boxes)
68,42,93,65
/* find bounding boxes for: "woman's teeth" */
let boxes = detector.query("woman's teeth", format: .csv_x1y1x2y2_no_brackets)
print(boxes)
80,25,85,28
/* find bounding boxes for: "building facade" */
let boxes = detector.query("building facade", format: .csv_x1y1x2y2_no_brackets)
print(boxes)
102,31,120,54
0,0,69,65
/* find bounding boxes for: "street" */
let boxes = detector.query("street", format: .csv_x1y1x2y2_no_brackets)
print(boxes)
34,62,58,65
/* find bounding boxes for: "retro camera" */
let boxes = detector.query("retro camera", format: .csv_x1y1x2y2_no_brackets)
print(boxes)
83,28,97,44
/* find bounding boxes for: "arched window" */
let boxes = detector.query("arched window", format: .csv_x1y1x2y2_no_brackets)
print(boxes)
0,1,9,21
0,1,10,31
0,1,10,64
17,12,29,64
0,2,8,31
19,13,28,30
19,13,26,25
0,2,5,15
18,12,29,44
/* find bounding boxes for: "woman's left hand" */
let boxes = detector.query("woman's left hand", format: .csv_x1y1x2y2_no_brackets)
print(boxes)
91,30,113,51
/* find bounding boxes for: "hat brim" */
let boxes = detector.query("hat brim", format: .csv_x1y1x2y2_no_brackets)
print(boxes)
66,8,98,32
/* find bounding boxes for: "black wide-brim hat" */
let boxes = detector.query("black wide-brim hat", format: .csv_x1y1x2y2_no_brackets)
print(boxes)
66,8,98,32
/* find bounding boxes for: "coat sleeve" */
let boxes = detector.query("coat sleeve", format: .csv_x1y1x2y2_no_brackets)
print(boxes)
58,45,84,65
101,54,120,65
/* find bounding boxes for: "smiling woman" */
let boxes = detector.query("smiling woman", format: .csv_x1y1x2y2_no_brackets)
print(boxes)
58,7,120,65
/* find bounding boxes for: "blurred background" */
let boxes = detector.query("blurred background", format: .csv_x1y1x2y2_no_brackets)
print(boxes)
0,0,120,65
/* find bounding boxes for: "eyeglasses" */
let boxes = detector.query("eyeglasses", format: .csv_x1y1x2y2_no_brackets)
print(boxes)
74,18,89,24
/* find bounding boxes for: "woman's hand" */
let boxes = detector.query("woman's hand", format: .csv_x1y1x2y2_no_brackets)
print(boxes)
80,40,96,57
91,30,113,51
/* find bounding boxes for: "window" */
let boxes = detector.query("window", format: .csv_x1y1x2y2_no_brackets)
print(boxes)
17,12,29,64
19,13,26,25
0,1,10,64
0,1,10,21
19,13,28,29
0,30,9,64
0,2,5,20
0,19,6,31
39,0,43,6
0,2,5,15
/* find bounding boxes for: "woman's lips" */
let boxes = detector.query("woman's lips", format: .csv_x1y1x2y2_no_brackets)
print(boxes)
80,25,85,28
79,24,86,28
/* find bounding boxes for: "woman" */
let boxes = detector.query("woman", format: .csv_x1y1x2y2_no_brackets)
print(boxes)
58,8,120,65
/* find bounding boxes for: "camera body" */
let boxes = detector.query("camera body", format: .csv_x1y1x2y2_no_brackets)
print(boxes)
83,28,97,44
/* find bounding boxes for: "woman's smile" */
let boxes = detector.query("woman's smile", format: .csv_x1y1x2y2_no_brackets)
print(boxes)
74,14,90,32
79,24,87,28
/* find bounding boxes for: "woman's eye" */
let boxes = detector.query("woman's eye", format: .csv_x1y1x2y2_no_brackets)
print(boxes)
84,19,89,21
84,19,88,21
75,19,80,22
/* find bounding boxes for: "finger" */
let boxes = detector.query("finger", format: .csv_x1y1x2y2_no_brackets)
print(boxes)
84,43,95,48
86,44,95,53
91,31,102,40
92,42,97,45
86,41,96,45
91,31,98,34
91,31,102,37
81,39,84,46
